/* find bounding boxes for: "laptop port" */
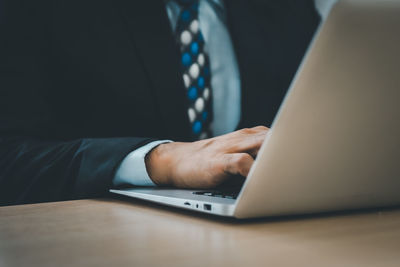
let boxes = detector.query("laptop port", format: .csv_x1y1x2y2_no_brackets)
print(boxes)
203,204,212,211
184,202,191,206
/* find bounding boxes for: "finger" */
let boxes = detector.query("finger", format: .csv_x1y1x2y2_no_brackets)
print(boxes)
247,130,269,157
222,153,254,177
217,126,268,140
228,131,267,157
249,125,269,132
236,126,269,136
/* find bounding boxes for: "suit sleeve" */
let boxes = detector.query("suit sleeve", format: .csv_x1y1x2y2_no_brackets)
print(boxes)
0,136,154,205
0,0,155,205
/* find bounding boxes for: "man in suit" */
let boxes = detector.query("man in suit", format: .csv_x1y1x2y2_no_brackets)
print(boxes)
0,0,320,205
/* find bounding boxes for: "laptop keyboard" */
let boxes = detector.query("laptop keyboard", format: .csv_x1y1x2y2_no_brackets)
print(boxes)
192,188,240,200
193,176,244,200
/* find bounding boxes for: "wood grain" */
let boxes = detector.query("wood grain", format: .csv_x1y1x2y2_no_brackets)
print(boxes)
1,198,399,267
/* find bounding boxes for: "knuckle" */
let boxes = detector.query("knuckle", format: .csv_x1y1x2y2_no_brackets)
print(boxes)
235,154,250,167
235,154,252,176
239,128,253,135
254,126,269,131
238,126,269,135
226,154,240,170
202,138,215,148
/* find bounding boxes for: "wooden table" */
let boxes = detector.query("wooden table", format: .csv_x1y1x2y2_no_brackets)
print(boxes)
1,198,400,267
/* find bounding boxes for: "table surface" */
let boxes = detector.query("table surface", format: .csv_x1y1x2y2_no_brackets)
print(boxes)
1,197,400,267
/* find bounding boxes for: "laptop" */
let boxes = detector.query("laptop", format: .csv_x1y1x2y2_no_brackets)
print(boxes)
111,0,400,219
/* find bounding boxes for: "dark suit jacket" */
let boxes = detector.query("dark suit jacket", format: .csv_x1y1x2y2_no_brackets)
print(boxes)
0,0,320,205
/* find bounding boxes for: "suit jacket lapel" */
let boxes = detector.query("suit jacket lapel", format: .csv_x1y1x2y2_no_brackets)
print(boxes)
115,0,191,140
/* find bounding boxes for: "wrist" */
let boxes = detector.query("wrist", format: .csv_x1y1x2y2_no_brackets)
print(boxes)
145,142,174,186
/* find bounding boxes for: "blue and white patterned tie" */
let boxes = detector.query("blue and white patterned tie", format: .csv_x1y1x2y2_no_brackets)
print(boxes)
176,0,213,140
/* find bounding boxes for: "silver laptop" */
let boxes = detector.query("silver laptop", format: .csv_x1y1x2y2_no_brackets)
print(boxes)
111,0,400,219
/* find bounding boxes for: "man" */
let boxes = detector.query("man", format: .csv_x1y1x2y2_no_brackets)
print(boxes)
0,0,320,205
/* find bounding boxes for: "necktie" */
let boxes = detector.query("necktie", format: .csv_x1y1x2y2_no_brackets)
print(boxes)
175,0,213,140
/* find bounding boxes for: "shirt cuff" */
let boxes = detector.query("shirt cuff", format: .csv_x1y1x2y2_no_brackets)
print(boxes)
113,140,173,187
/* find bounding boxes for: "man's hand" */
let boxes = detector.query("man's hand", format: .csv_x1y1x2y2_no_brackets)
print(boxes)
145,126,269,188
